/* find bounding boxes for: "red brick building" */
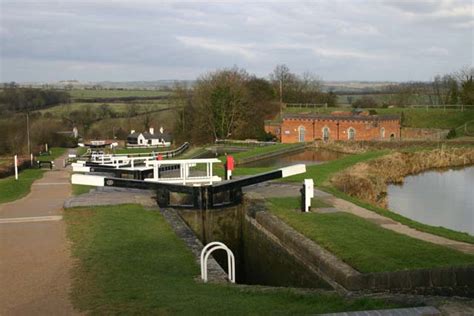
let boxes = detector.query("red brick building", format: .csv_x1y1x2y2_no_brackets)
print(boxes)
266,112,401,143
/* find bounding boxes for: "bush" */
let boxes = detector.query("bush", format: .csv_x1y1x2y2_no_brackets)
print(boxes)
446,128,457,139
352,96,378,108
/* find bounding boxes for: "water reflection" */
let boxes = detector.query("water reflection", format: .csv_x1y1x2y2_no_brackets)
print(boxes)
387,166,474,235
241,149,347,168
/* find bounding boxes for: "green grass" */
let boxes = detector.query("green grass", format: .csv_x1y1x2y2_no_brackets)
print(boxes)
64,204,397,314
39,100,170,116
268,197,474,273
232,143,304,163
284,107,474,130
37,147,67,161
72,184,94,196
114,147,163,154
0,169,45,204
324,187,474,244
69,89,170,99
285,150,389,185
280,149,474,244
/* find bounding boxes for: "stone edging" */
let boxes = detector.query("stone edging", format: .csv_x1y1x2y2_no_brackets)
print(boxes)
159,208,229,283
246,197,474,296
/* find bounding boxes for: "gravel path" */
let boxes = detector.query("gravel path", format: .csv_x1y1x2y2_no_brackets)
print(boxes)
0,152,79,315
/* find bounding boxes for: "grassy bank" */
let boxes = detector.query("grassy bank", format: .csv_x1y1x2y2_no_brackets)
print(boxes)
285,150,389,185
0,169,45,204
37,147,67,161
72,184,94,196
325,187,474,244
268,197,474,273
64,204,396,314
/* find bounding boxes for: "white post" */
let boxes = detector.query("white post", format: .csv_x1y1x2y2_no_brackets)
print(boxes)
209,162,213,185
45,143,48,152
30,153,33,166
14,155,18,180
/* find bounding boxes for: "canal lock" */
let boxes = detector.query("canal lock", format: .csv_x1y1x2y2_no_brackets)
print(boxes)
176,201,331,289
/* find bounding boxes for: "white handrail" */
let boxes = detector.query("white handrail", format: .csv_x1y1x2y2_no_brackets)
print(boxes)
200,241,235,283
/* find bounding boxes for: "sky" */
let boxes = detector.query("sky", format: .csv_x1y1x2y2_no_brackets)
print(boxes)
0,0,472,82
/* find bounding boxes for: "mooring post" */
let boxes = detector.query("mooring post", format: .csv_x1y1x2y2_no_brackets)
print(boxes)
14,155,18,180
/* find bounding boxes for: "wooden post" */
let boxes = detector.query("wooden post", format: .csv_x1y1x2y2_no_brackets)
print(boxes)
30,153,33,167
14,155,18,180
45,143,49,152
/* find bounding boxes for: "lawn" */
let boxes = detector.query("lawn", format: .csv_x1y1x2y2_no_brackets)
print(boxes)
232,143,304,163
37,147,67,161
72,184,94,196
267,197,474,273
64,204,397,314
285,150,388,185
0,169,45,204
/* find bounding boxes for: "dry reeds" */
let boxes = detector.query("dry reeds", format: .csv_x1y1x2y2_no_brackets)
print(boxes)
331,148,474,208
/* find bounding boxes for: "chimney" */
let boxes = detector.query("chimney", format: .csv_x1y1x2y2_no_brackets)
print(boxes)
131,129,135,134
149,127,154,135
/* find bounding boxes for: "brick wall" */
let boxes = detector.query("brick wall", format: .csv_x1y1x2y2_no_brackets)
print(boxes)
279,117,401,143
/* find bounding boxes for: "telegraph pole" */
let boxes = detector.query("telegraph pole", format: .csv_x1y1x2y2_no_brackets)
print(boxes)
279,79,283,118
26,111,31,155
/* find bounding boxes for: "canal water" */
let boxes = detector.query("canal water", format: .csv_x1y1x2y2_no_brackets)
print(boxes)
241,149,347,168
387,166,474,235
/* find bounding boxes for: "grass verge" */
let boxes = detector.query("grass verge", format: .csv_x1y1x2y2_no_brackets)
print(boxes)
268,197,474,273
323,187,474,244
0,169,45,204
64,204,397,314
37,147,67,161
72,184,95,196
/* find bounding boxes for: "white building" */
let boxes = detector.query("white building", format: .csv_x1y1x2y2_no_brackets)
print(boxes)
126,127,172,148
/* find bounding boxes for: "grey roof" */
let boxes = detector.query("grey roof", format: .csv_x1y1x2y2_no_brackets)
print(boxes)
283,113,400,122
127,131,172,142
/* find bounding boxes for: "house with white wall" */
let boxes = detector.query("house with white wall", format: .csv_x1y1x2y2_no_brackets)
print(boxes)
126,127,172,148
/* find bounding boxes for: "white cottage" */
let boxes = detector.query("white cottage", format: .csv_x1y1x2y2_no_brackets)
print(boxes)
126,127,172,148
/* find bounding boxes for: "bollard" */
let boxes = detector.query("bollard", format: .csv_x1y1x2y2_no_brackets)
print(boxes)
300,179,314,212
14,155,18,180
30,153,33,167
225,155,234,180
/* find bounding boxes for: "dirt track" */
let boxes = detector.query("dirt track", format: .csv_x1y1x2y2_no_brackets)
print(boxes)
0,154,78,315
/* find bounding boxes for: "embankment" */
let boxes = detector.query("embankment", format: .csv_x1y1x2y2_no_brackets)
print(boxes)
330,147,474,208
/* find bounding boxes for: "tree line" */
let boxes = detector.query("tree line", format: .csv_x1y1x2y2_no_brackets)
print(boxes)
172,65,335,144
0,83,71,113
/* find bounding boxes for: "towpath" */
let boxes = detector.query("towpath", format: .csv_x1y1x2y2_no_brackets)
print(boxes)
245,182,474,255
0,152,78,315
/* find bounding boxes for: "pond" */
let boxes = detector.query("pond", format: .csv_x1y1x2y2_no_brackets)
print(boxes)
387,166,474,235
241,149,348,168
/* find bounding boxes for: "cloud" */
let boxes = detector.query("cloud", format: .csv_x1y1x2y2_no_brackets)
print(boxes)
0,0,472,82
176,36,257,60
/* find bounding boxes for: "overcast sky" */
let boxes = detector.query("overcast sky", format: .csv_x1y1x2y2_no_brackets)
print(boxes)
0,0,472,82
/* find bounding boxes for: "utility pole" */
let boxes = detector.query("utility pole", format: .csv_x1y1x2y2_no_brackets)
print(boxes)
279,79,283,118
26,111,31,155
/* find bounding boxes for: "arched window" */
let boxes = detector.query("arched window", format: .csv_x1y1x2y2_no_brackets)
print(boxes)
322,127,330,141
380,127,385,139
298,126,305,143
348,127,355,140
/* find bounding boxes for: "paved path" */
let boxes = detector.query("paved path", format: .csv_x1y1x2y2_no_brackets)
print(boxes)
0,153,78,315
247,182,474,255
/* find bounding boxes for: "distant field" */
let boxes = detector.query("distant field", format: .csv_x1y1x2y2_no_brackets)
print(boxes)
336,94,431,106
39,100,171,116
284,107,474,129
69,89,170,99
